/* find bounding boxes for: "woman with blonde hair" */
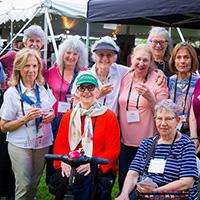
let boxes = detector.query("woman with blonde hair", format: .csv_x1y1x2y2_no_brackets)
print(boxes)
118,44,169,191
0,48,55,200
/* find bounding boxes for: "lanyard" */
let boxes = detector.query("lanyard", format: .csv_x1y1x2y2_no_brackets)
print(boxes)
173,74,192,115
16,84,41,131
151,131,178,160
59,68,78,101
126,73,148,111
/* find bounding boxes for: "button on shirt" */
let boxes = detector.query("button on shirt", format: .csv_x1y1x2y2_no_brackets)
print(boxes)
0,81,55,149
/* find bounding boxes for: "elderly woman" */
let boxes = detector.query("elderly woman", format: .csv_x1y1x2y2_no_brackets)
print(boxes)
0,24,46,88
118,44,169,191
0,48,55,200
147,27,173,77
52,71,120,200
168,42,199,135
44,36,88,184
116,99,198,200
90,36,129,116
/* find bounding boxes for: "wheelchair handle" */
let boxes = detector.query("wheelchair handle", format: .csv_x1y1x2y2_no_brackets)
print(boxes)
45,154,109,167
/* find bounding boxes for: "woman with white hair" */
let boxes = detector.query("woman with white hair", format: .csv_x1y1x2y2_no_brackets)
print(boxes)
116,99,198,200
90,36,129,116
147,27,173,77
44,36,88,184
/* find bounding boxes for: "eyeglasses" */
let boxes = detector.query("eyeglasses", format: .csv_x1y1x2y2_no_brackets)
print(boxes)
96,53,114,59
77,84,96,92
155,116,176,123
150,40,168,46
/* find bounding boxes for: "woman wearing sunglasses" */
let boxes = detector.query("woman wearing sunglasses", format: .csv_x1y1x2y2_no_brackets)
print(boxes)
52,71,120,200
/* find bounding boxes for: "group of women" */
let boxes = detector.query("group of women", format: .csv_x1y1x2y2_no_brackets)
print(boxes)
0,25,199,200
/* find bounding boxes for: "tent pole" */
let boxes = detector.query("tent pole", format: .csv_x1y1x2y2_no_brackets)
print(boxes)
86,22,90,55
168,27,171,37
176,27,185,42
44,12,48,65
10,20,13,47
45,8,58,60
0,8,42,56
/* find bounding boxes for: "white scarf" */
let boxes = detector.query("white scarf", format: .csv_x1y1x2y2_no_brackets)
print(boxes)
69,102,107,156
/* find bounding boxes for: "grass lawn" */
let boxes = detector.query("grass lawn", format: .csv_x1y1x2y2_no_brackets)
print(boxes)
37,169,200,200
36,169,119,200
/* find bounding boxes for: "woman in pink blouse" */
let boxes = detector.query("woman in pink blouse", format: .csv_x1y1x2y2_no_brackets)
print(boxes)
118,44,169,191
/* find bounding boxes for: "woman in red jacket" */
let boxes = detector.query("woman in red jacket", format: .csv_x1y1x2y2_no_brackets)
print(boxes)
52,71,120,200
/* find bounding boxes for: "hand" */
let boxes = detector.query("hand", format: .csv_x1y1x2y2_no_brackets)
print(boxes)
135,83,154,101
155,69,167,87
61,162,71,177
42,110,54,124
25,108,42,122
98,83,114,98
76,163,91,176
137,184,156,193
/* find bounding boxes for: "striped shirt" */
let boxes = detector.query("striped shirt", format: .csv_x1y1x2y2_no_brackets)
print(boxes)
129,134,198,200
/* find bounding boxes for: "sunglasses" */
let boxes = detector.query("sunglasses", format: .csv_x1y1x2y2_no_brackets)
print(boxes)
77,84,96,92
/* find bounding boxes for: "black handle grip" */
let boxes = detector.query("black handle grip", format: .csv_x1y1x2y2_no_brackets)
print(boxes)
45,154,109,166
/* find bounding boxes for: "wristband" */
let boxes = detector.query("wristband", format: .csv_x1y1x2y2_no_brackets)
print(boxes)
191,137,199,140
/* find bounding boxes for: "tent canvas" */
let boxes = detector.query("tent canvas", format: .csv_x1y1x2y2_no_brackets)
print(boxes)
0,0,88,58
87,0,200,29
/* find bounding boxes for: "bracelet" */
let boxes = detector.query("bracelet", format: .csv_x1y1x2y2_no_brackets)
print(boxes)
191,137,199,140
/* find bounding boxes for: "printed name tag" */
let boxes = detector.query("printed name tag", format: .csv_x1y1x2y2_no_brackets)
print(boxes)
58,101,71,113
148,158,166,174
126,110,140,123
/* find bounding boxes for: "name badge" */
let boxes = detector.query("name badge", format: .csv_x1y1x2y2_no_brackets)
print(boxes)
126,110,140,123
148,158,166,174
58,101,71,113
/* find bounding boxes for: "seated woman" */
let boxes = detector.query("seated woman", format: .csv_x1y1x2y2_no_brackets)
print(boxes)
52,71,120,200
116,99,198,200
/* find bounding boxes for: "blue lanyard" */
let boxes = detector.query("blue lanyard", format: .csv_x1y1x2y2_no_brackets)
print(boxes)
16,84,42,132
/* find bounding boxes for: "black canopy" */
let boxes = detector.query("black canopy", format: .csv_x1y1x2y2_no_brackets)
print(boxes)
87,0,200,29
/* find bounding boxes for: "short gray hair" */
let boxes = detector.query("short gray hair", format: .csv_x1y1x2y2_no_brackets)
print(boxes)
57,36,88,70
154,99,179,118
23,25,45,45
147,27,172,61
91,36,119,62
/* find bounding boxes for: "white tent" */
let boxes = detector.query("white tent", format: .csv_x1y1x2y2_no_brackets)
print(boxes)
0,0,88,58
0,0,87,23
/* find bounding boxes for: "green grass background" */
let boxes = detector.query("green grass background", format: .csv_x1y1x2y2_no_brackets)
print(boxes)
36,169,119,200
36,169,200,200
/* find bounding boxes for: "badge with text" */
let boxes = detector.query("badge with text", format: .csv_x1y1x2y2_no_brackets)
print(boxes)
126,110,140,123
148,158,166,174
58,101,71,113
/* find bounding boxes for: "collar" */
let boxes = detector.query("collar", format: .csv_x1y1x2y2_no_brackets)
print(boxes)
19,80,38,94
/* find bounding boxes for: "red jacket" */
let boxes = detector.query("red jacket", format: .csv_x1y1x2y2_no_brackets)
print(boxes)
53,109,120,174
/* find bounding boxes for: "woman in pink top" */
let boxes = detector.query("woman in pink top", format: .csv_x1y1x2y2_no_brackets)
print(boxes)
44,36,88,184
118,44,169,191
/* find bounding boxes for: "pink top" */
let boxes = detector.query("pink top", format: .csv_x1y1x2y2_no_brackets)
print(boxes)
44,64,70,117
44,64,87,117
119,71,169,147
